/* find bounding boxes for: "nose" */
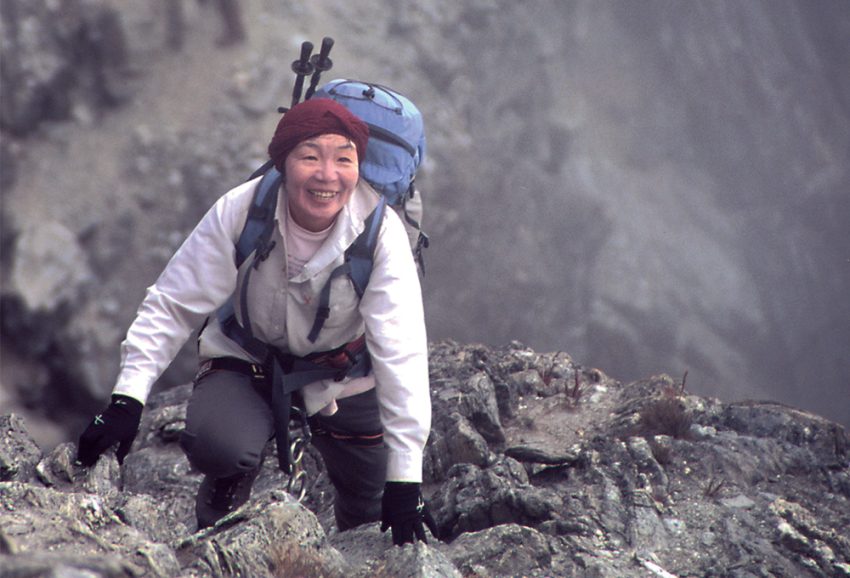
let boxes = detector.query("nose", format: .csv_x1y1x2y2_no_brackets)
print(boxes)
315,158,338,181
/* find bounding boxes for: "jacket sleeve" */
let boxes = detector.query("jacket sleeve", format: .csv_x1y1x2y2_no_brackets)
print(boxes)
359,209,431,482
112,181,255,404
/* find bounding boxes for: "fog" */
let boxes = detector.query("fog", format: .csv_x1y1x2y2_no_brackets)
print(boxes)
408,1,850,428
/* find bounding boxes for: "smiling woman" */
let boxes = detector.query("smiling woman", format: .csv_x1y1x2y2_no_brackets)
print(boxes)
75,97,435,544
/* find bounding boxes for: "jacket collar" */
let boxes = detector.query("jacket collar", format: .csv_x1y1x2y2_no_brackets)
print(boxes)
279,179,382,279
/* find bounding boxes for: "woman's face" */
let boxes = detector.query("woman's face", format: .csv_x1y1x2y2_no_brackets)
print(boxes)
284,133,359,232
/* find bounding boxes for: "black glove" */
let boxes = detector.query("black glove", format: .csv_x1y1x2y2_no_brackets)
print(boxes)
380,481,438,546
76,394,143,467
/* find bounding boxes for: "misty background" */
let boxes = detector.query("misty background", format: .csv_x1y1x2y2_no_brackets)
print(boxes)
419,1,850,430
1,0,848,448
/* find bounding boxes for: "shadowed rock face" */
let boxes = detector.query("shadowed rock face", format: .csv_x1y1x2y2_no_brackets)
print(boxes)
3,341,849,577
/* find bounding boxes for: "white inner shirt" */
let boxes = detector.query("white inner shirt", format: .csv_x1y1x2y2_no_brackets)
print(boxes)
285,209,332,279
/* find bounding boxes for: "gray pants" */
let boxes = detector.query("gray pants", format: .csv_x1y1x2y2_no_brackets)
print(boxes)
179,368,388,530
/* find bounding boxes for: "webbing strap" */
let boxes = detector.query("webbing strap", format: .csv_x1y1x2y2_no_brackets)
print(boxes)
235,167,280,269
238,236,277,338
402,200,429,274
400,182,428,273
230,167,281,339
247,159,275,183
239,260,256,336
362,195,387,248
307,263,352,343
270,356,337,473
201,336,372,473
217,301,270,362
365,122,416,157
307,415,384,447
270,349,372,473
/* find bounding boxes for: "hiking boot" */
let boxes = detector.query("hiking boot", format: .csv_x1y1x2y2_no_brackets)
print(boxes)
195,461,263,529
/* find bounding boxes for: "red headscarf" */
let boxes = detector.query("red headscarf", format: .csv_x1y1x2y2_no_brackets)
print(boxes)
267,98,370,173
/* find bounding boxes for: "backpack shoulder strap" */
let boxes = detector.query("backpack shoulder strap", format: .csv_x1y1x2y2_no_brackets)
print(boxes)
307,196,387,343
234,166,281,269
347,194,387,295
215,166,281,358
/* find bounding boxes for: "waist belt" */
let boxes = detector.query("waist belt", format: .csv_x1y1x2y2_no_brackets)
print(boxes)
195,357,266,382
302,333,367,369
197,336,371,474
307,415,384,448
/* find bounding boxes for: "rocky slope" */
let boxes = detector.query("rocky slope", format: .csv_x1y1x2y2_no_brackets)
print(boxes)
2,0,849,454
3,341,850,577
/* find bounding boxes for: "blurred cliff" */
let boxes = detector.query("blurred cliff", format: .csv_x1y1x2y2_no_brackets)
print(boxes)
1,0,848,448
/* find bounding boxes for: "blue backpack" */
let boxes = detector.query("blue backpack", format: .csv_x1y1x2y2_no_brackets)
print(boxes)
314,79,429,264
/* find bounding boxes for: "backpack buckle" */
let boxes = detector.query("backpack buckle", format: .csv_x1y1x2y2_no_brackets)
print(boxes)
254,240,277,268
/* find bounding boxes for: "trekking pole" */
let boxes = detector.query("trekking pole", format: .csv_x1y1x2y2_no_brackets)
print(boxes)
304,37,334,101
290,41,314,108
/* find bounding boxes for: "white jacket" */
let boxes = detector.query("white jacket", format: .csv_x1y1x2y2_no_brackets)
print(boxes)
113,176,431,482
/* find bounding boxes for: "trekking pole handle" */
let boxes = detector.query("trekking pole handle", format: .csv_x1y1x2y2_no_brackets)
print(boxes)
313,37,334,70
304,37,334,101
290,41,314,107
293,41,314,75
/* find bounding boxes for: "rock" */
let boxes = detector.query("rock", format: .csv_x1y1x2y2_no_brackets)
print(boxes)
329,525,461,578
176,492,348,577
35,442,84,487
0,481,182,575
720,494,756,510
375,543,462,578
503,443,578,466
0,414,42,482
721,401,850,466
2,341,850,576
442,412,492,470
458,372,505,444
430,456,564,541
445,524,558,578
0,0,132,136
10,221,93,313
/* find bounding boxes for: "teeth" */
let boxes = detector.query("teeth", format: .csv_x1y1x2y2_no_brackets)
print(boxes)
310,190,336,199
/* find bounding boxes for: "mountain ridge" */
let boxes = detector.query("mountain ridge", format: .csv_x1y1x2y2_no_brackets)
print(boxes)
2,339,849,577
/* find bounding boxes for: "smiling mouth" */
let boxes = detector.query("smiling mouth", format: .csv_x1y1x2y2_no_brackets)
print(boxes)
309,190,337,200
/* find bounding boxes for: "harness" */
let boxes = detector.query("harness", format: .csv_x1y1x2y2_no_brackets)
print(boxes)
210,168,386,474
196,338,372,476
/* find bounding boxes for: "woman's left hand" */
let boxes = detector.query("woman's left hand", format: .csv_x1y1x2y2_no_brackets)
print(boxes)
380,481,438,545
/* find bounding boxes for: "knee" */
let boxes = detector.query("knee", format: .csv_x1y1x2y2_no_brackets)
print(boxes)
179,429,263,478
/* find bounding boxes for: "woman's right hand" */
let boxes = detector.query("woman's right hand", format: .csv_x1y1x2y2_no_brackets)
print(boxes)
76,394,144,467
